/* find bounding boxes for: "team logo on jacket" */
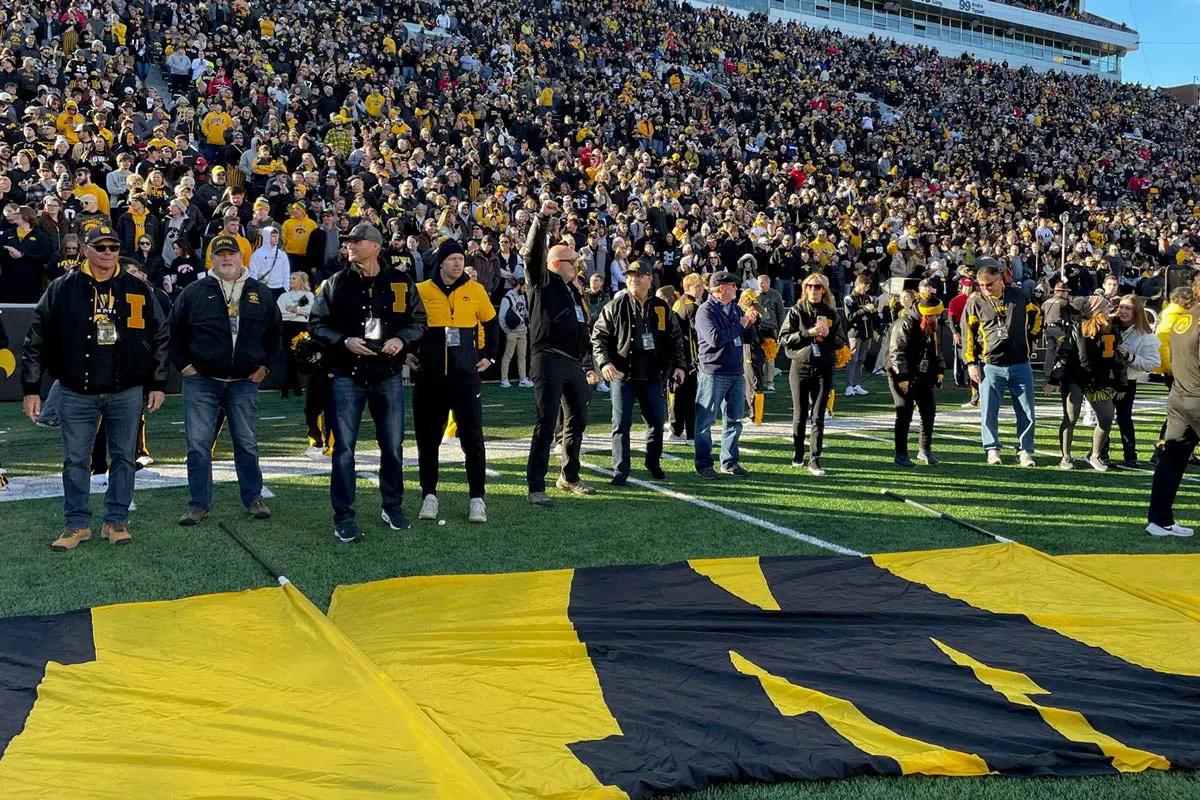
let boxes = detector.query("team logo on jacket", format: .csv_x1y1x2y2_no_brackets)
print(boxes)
1173,314,1193,335
248,292,260,304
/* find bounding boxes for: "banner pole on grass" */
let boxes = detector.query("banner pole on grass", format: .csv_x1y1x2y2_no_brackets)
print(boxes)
219,520,291,585
879,489,1012,544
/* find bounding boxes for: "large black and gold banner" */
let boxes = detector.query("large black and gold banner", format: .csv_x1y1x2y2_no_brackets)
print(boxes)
3,543,1200,798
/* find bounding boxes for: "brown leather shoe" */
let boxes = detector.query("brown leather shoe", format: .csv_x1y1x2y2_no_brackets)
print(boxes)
51,528,91,551
178,508,210,526
555,477,597,496
102,522,132,545
247,498,272,519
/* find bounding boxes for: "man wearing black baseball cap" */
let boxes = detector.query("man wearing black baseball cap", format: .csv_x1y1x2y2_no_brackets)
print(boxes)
309,222,427,541
591,260,687,485
170,234,282,526
21,224,170,550
692,270,757,478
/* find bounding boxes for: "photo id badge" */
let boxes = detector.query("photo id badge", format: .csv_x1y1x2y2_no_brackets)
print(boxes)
812,340,821,356
640,331,655,350
445,327,461,347
96,315,118,345
364,317,383,341
733,336,742,347
229,312,239,335
575,305,585,323
918,358,930,373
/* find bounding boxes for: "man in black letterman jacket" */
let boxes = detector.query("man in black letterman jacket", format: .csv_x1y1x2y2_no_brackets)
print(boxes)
170,234,282,527
524,198,599,507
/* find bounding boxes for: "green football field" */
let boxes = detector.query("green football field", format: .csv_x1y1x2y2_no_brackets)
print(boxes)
1,370,1197,800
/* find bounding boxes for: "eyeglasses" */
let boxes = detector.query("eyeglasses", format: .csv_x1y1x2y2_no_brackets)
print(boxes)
804,284,825,291
90,244,120,252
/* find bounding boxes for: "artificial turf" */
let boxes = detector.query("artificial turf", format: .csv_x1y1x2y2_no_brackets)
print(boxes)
1,371,1196,800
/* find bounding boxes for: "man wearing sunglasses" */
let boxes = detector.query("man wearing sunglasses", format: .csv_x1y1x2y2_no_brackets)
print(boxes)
21,225,169,551
963,260,1043,467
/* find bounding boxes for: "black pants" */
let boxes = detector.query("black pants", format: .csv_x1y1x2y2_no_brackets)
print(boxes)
670,371,697,439
305,372,333,447
1114,381,1139,462
789,364,832,462
527,352,590,492
1157,374,1175,446
1148,399,1200,527
413,372,487,499
281,321,307,396
1043,326,1064,379
888,375,936,457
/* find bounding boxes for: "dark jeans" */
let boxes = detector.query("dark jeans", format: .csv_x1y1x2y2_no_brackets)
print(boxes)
1043,326,1065,380
888,375,936,457
670,371,697,439
789,365,833,462
694,371,744,471
610,377,666,478
527,353,590,492
182,375,263,510
330,373,406,523
1059,383,1114,461
1114,381,1138,461
1148,398,1200,527
413,372,487,498
60,386,142,529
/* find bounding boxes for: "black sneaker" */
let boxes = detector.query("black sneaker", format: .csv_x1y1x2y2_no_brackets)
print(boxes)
381,508,411,531
647,466,666,480
1123,457,1140,468
894,455,915,468
917,450,939,466
610,474,628,487
696,467,720,480
334,519,364,543
720,465,750,478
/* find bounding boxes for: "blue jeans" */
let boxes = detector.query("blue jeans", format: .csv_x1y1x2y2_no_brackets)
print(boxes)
183,375,262,510
60,386,142,529
774,278,795,307
37,380,62,426
610,378,666,478
330,374,406,523
694,371,745,471
979,362,1036,453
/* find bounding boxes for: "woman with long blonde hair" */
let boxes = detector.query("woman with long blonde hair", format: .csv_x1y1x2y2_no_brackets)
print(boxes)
1049,296,1128,471
1112,295,1161,466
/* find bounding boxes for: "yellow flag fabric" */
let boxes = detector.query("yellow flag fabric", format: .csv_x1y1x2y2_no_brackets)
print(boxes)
0,583,506,799
5,545,1200,799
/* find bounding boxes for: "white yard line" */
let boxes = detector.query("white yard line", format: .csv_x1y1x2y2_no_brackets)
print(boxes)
579,459,862,556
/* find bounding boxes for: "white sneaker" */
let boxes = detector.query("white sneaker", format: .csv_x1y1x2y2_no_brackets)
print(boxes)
419,494,439,520
844,386,856,397
1087,454,1109,472
469,497,487,524
442,435,460,447
854,385,869,396
91,473,109,487
518,378,534,388
960,401,978,409
986,449,1002,466
305,446,330,460
808,462,826,477
686,439,695,446
1018,451,1037,468
129,499,137,512
1146,522,1194,537
667,433,687,444
773,366,783,377
553,442,564,456
499,380,512,388
136,455,155,467
597,382,610,393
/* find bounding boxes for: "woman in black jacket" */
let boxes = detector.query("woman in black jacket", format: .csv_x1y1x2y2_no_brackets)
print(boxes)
885,291,945,467
778,273,846,477
0,205,54,302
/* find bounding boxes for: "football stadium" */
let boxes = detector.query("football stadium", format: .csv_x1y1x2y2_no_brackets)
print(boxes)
1,0,1199,798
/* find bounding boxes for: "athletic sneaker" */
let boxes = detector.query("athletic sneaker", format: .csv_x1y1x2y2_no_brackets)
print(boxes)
442,435,460,447
894,455,915,468
499,380,512,388
720,464,750,478
610,474,628,487
555,477,597,495
986,449,1002,466
469,498,487,524
1058,457,1074,471
597,382,610,393
647,465,667,480
334,520,364,543
1146,522,1194,538
917,450,939,466
667,433,687,444
1018,451,1037,468
91,473,108,487
790,460,806,469
381,508,411,530
518,378,534,388
1123,457,1140,468
686,439,695,446
419,494,439,520
853,385,869,396
527,491,553,507
844,386,856,397
808,460,826,477
696,467,720,479
1087,454,1109,472
136,454,155,467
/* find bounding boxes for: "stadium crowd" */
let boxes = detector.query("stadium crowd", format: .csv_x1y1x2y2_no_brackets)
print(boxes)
1,0,1200,542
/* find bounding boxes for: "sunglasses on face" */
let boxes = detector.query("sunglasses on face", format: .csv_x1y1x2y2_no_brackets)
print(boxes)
91,244,120,252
